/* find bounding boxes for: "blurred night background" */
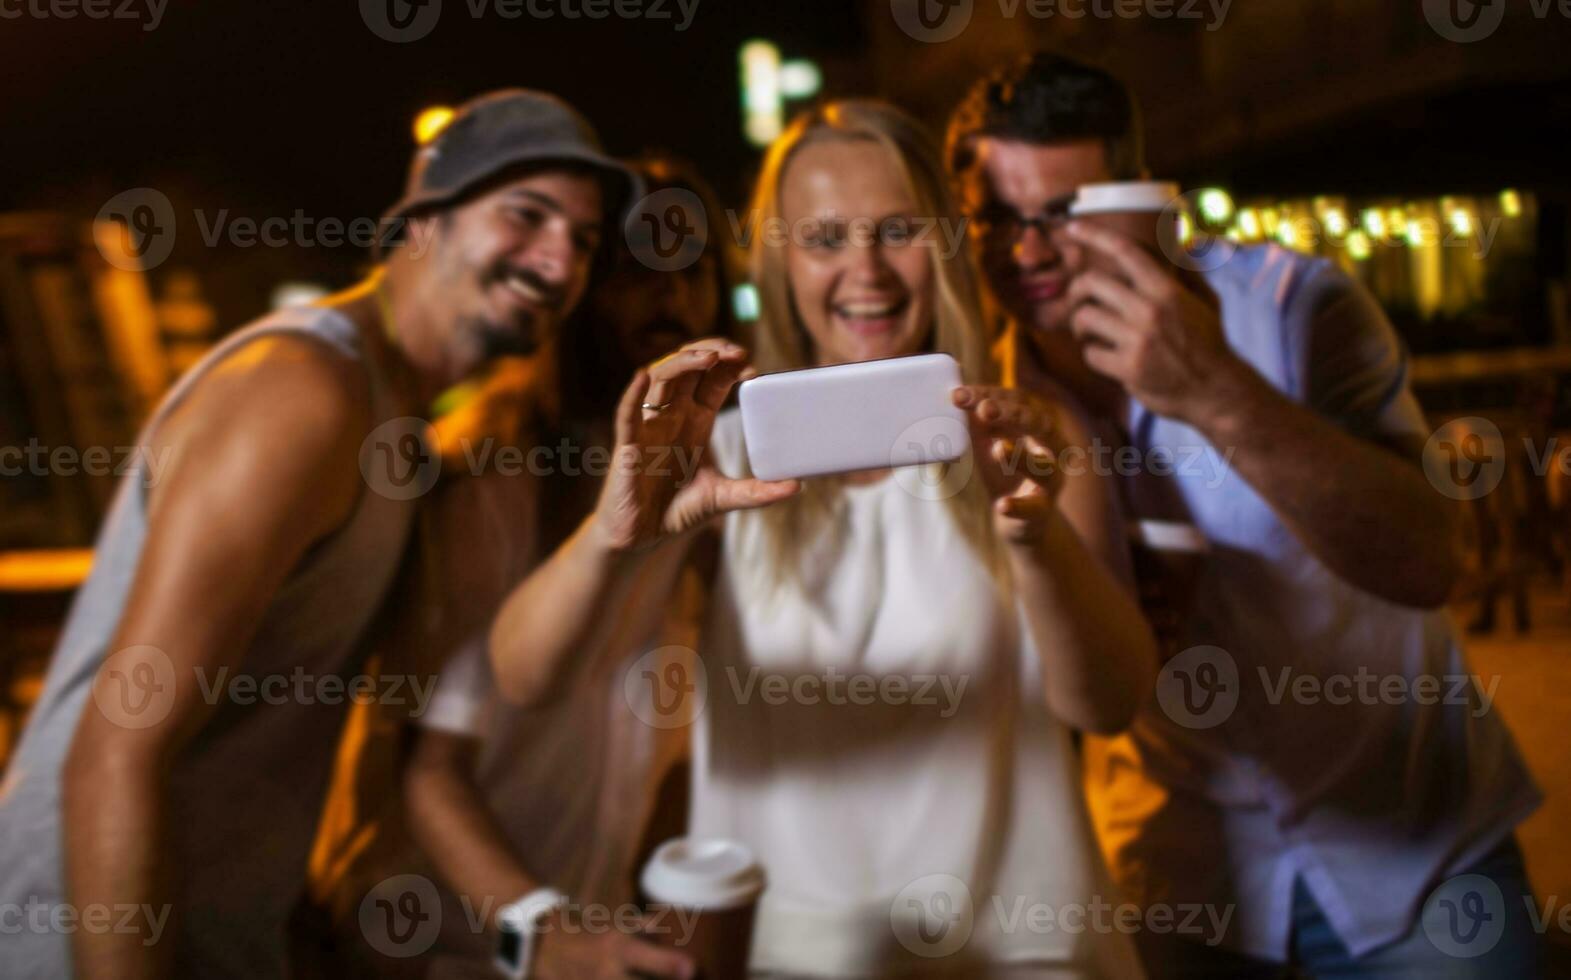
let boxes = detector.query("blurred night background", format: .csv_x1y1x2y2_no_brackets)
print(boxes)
3,0,1571,960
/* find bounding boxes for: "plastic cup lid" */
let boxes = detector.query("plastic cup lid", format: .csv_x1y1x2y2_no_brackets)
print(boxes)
1133,519,1210,553
1069,181,1181,216
640,838,766,910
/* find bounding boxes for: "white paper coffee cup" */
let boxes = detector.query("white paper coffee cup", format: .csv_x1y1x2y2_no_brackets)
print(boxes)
1069,181,1181,216
1133,519,1210,554
641,838,766,979
641,838,766,909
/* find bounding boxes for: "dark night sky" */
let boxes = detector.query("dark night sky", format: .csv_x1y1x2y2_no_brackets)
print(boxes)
1,0,870,315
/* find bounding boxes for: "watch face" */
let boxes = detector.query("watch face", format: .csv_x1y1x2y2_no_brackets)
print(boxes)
497,928,523,969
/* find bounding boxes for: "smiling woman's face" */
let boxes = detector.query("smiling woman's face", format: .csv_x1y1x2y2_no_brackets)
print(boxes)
780,139,934,366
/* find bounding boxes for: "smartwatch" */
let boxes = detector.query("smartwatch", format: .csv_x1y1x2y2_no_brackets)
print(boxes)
494,887,568,979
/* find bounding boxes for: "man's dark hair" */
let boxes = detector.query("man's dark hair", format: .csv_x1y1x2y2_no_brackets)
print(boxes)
946,52,1145,181
553,153,737,424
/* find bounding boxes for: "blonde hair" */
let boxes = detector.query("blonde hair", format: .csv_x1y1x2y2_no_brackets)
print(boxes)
741,99,1000,592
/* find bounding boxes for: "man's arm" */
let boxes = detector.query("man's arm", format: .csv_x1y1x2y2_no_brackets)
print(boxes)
403,728,538,926
1186,361,1459,607
1065,222,1461,608
403,727,695,979
62,337,368,980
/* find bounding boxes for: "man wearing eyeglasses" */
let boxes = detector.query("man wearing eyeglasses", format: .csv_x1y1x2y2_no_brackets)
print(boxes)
946,51,1543,979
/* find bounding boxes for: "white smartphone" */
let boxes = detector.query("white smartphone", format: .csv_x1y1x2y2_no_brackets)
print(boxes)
738,353,971,481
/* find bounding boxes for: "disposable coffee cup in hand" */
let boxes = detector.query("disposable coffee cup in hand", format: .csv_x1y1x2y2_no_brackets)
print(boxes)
1068,181,1183,275
1129,519,1210,658
640,837,766,979
1069,180,1220,321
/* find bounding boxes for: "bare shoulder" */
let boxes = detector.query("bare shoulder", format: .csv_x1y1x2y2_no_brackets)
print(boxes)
147,329,374,531
162,332,370,453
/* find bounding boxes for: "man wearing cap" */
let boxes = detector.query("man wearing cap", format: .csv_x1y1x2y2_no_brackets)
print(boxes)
945,54,1543,977
0,89,644,980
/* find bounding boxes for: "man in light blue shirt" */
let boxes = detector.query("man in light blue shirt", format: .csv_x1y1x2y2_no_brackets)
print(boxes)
947,52,1542,977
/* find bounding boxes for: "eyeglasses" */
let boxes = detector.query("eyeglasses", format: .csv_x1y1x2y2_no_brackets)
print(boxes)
966,194,1077,244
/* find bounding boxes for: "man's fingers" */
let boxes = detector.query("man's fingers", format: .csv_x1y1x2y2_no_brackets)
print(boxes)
1066,220,1173,297
1069,302,1135,350
1067,269,1142,316
616,370,652,445
620,933,696,980
1083,342,1129,382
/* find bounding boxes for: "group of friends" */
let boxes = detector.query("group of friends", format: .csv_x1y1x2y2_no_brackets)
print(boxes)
0,51,1545,979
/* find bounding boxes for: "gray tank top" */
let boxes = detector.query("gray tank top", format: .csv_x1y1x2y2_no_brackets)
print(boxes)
0,306,416,978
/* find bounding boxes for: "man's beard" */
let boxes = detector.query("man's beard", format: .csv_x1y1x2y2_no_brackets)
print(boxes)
473,264,564,360
472,313,544,360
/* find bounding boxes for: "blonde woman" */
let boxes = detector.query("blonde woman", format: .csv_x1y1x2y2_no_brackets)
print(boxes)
489,101,1154,978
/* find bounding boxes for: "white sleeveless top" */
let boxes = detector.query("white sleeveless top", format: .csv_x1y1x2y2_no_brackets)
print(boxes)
691,410,1142,978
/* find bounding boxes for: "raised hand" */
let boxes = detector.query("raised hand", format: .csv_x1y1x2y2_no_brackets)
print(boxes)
593,338,800,553
1064,220,1237,425
951,385,1069,546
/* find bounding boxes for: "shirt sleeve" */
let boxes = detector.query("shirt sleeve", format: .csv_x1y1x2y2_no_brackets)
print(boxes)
1288,262,1429,443
416,636,493,736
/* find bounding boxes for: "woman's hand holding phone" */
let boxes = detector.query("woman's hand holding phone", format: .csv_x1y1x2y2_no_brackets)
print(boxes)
952,385,1068,547
592,338,801,554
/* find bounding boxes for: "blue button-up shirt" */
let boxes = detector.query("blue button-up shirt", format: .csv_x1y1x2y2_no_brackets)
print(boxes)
1083,243,1541,961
